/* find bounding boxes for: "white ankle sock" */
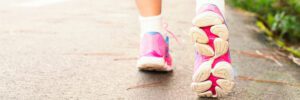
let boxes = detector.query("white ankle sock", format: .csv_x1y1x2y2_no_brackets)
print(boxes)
196,0,225,15
139,15,163,37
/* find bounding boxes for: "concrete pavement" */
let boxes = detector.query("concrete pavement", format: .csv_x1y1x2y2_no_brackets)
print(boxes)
0,0,299,99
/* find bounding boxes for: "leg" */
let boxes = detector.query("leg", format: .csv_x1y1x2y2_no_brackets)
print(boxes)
135,0,163,35
136,0,162,17
136,0,173,71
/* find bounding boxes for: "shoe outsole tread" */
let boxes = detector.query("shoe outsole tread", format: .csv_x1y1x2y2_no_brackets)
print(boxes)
190,11,234,98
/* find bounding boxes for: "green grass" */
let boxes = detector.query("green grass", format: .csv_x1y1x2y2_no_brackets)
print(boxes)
228,0,300,57
228,0,300,43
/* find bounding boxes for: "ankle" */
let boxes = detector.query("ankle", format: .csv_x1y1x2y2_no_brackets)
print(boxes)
139,14,164,37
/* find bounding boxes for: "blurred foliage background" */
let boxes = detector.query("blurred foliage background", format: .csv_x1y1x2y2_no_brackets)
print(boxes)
228,0,300,44
228,0,300,58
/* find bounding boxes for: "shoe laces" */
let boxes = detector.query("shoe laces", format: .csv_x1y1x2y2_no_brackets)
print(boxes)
163,23,180,44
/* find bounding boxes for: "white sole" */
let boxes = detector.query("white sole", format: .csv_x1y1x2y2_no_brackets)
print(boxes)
191,61,234,97
194,43,214,56
211,24,229,40
190,12,234,97
192,11,224,27
137,57,172,71
214,38,229,57
190,27,209,43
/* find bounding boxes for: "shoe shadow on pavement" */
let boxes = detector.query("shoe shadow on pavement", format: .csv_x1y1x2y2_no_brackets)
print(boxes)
137,70,174,87
197,97,218,100
139,70,174,74
134,70,174,87
126,70,174,99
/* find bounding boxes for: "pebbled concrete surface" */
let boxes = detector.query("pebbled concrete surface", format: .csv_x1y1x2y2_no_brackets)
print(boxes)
0,0,299,99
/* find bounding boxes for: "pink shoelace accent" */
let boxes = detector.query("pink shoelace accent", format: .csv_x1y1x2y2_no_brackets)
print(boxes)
163,23,180,44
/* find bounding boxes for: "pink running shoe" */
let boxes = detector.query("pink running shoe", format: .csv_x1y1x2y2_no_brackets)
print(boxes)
137,32,173,71
190,4,234,97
